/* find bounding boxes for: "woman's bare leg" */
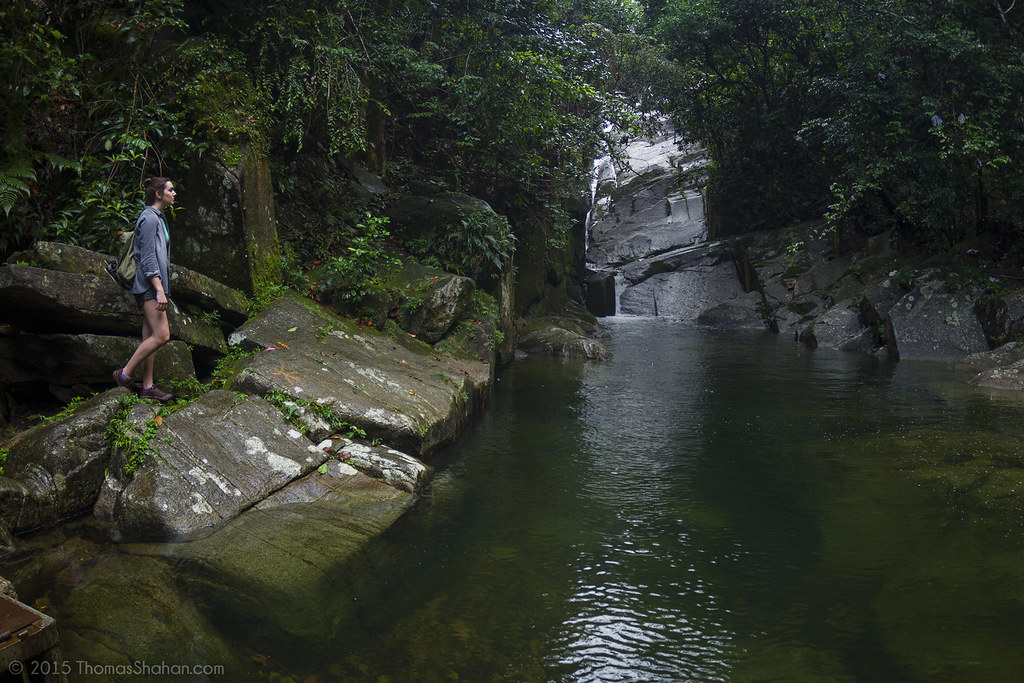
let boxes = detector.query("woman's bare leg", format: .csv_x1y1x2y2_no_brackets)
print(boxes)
123,299,170,385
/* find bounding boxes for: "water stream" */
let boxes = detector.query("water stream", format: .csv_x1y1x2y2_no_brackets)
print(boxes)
8,317,1024,681
288,317,1024,681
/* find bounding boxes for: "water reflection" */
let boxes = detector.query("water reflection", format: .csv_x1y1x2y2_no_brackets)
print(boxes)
5,318,1024,681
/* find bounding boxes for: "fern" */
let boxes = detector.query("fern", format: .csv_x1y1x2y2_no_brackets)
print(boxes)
42,153,82,175
0,159,35,216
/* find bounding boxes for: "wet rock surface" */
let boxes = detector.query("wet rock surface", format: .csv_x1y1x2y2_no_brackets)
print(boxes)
104,390,331,542
1,389,125,533
583,127,1024,386
226,295,490,457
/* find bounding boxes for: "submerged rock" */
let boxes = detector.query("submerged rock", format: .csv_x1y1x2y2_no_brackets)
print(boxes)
52,548,250,678
130,461,416,640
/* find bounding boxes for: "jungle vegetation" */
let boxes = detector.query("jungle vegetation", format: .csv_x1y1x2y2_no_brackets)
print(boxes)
2,0,1022,298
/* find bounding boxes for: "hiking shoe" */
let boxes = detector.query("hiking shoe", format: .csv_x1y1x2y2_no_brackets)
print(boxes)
113,367,135,391
140,385,174,402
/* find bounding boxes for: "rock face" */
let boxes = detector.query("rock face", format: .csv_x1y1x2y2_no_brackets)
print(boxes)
585,125,716,315
103,390,331,542
387,260,477,344
517,301,614,361
617,243,763,327
226,295,490,457
177,146,282,293
0,333,194,403
387,191,495,244
885,275,989,361
0,390,125,533
10,240,249,328
581,126,1024,373
0,254,230,402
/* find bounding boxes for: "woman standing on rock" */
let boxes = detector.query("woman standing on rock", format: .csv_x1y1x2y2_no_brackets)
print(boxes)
112,177,176,402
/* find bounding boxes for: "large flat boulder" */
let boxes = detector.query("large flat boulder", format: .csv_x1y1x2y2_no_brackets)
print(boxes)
106,390,330,542
517,317,613,360
0,265,225,356
0,333,193,399
798,302,876,352
887,275,989,361
618,246,756,324
0,389,125,533
225,296,491,456
129,459,415,640
10,240,249,324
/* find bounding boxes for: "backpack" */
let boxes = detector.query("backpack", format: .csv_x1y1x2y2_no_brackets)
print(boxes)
104,226,138,289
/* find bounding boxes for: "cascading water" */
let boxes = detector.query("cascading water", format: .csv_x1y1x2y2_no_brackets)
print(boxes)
584,121,710,319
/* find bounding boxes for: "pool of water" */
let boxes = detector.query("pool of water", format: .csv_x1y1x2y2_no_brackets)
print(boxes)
9,317,1024,681
280,317,1024,682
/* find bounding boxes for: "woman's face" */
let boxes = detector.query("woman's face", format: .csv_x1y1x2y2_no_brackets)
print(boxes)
158,182,177,206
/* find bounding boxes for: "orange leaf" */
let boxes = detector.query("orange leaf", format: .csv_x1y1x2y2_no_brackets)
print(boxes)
155,416,163,426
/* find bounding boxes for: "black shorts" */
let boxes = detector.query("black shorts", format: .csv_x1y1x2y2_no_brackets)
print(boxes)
134,289,158,308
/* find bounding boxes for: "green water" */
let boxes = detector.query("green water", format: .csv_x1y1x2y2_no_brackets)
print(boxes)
9,317,1024,681
302,318,1024,682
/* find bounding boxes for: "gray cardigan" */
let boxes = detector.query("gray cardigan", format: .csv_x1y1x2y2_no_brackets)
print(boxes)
130,206,171,296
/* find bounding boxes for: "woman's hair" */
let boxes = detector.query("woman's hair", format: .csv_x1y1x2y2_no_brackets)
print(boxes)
143,177,172,205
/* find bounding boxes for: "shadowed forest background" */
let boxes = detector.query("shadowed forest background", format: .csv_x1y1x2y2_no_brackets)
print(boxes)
2,0,1024,312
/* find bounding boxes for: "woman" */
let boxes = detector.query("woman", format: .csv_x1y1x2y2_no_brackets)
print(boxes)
112,177,176,402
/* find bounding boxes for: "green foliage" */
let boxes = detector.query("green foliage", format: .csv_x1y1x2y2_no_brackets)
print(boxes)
248,283,291,317
106,394,154,476
0,0,189,258
654,0,1024,250
407,210,516,282
210,345,263,388
40,394,90,425
264,390,367,439
0,160,35,217
305,212,400,307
